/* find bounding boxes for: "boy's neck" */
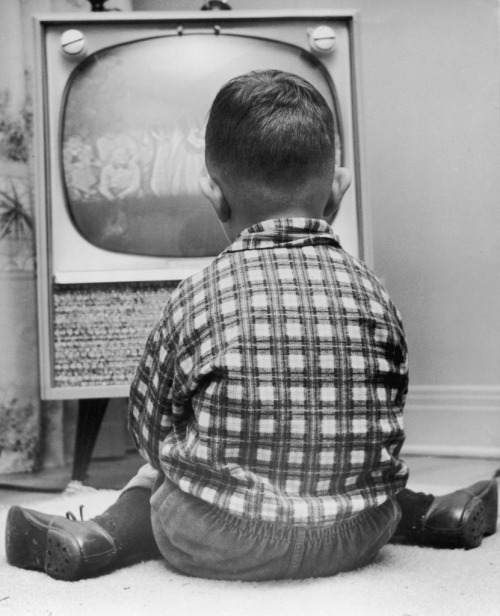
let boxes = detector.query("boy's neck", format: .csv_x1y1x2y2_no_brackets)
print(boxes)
224,203,324,242
201,162,343,244
221,180,330,240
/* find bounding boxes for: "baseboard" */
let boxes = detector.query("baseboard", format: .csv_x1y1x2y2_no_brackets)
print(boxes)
403,385,500,459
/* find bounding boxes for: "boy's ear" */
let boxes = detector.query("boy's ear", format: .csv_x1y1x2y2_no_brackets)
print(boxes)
199,176,231,223
323,167,352,222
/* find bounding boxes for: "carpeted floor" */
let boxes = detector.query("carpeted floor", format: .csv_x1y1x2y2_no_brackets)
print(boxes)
0,481,499,616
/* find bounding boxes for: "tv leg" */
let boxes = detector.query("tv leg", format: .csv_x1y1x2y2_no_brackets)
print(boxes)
71,398,109,483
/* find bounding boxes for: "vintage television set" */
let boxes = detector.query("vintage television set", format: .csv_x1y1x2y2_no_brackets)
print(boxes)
33,10,369,407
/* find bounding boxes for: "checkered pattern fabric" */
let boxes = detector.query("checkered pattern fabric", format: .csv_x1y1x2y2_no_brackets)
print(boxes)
129,218,409,526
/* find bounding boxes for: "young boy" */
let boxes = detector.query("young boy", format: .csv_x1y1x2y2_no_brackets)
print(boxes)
6,70,497,582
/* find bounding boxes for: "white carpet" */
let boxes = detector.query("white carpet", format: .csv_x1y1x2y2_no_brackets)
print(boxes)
1,483,499,616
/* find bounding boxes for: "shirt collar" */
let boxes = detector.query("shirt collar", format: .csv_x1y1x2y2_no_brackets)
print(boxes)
224,218,341,253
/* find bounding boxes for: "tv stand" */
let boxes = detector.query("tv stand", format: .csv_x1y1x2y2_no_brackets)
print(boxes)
71,398,109,483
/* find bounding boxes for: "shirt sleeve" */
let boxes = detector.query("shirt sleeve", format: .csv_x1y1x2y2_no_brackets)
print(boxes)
128,301,178,470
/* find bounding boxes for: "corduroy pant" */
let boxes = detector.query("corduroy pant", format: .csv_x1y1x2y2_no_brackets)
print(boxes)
125,464,401,581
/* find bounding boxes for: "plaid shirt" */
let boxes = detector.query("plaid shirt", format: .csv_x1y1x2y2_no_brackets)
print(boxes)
129,218,409,526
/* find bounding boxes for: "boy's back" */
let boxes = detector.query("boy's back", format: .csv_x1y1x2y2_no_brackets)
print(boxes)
130,216,409,526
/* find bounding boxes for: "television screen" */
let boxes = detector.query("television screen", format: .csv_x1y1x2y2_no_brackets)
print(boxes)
36,13,363,284
61,34,343,258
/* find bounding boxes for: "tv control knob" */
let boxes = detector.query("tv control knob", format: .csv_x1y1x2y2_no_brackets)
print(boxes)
61,29,87,57
308,26,337,54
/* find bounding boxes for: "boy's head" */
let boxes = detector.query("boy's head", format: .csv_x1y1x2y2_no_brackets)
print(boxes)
200,70,351,240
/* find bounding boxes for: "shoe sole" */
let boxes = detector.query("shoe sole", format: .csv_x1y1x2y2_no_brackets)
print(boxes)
460,497,485,550
460,479,498,548
6,506,47,571
480,479,498,536
6,506,85,581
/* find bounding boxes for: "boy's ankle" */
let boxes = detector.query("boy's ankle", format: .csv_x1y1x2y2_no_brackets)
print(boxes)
93,487,160,564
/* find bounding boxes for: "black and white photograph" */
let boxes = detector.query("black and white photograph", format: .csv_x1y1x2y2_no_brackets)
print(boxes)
0,1,498,615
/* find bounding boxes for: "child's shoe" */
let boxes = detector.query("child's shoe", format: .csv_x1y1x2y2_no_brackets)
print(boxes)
5,505,117,581
419,479,497,549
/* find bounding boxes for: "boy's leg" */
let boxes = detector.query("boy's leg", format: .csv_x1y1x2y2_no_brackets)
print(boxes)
92,486,161,566
6,472,498,581
5,464,160,581
392,478,498,549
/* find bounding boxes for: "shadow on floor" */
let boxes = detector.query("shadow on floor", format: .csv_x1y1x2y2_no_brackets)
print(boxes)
0,451,144,493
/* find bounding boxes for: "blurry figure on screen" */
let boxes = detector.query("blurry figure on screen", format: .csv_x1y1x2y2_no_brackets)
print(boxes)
6,70,497,582
150,127,176,197
150,115,205,198
170,114,206,196
63,135,98,199
98,146,141,201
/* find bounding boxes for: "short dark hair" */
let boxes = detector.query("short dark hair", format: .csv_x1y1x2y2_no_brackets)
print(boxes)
205,70,336,183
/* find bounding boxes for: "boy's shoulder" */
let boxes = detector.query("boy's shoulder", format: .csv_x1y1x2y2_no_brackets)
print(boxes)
164,253,227,323
174,243,387,294
170,252,225,300
169,240,400,324
332,248,404,325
